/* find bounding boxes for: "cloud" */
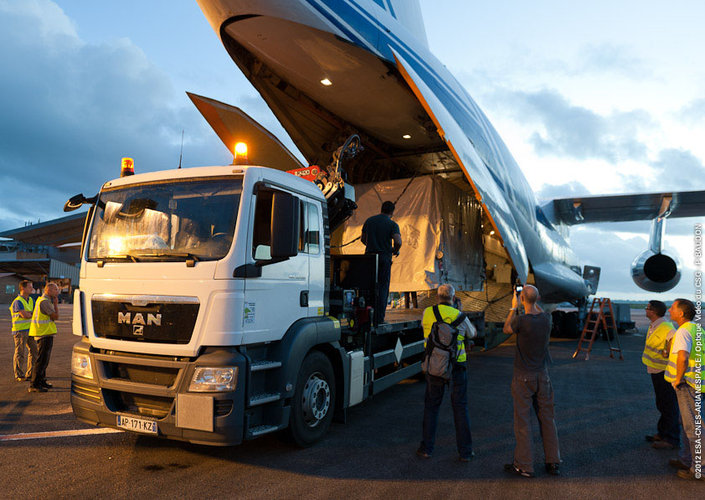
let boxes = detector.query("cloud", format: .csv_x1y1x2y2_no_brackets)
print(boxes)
573,43,651,79
678,98,705,125
536,181,591,202
649,148,705,183
491,88,654,162
615,148,705,193
0,1,231,231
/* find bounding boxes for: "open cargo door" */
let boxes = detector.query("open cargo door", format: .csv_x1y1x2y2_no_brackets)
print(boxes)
391,50,529,283
187,92,304,172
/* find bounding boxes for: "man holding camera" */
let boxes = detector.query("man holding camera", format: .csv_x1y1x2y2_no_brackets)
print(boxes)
502,285,561,478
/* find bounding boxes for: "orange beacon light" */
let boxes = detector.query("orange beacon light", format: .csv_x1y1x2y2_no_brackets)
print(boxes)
121,157,135,177
233,142,248,165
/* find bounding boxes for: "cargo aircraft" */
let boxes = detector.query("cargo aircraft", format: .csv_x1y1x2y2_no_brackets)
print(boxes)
192,0,704,304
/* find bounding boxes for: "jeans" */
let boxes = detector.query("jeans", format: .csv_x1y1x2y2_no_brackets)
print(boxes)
30,335,54,388
12,330,37,379
650,372,680,446
420,364,473,458
675,383,703,475
511,369,561,473
375,255,392,324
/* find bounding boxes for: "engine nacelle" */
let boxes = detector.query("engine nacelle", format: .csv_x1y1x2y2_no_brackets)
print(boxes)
631,249,681,292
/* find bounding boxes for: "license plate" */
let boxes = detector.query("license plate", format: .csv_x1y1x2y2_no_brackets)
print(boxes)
116,414,158,435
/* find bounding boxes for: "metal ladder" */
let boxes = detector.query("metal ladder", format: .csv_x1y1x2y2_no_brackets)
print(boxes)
572,298,624,360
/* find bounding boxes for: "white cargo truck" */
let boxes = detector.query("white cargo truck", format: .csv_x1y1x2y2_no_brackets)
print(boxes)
66,150,427,446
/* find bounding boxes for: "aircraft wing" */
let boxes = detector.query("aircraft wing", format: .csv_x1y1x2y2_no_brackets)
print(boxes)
391,49,529,283
546,190,705,225
187,92,304,172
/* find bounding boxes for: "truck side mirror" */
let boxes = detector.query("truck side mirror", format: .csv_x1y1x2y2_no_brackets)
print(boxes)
64,193,89,212
64,193,100,212
270,192,300,258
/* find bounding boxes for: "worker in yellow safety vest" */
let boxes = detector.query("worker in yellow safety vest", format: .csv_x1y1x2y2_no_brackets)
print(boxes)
641,300,679,450
417,283,476,462
664,298,703,481
9,279,38,382
27,282,60,393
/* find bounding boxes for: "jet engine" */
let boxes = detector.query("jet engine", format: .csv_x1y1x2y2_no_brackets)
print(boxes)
631,249,681,292
630,216,681,292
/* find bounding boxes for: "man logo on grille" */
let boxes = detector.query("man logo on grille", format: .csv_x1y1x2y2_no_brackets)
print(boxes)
133,324,144,336
117,312,162,327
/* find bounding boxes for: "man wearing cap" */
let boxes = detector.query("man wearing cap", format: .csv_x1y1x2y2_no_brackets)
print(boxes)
9,280,37,382
642,300,680,450
361,200,401,324
28,282,60,392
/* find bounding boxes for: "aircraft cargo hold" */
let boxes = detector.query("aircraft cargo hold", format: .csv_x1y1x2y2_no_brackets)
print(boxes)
333,175,484,293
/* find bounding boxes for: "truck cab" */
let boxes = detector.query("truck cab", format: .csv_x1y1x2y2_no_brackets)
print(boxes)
69,164,424,446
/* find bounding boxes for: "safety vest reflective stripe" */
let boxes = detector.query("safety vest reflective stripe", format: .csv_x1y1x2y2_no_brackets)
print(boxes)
641,321,674,371
422,304,468,363
9,296,33,332
664,322,703,393
28,297,57,337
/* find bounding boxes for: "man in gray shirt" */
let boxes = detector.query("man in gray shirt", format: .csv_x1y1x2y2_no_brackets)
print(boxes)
502,285,561,477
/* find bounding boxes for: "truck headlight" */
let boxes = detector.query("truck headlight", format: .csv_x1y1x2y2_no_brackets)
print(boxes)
71,352,93,379
189,367,237,392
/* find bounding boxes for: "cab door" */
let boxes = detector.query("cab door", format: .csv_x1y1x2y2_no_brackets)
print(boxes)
241,187,309,344
302,200,325,318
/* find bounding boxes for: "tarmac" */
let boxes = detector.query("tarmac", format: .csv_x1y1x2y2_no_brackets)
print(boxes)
0,305,702,499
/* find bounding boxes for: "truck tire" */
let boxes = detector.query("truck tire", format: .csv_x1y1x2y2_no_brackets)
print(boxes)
288,350,336,447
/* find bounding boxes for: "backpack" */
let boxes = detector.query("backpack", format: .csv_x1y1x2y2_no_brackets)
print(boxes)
421,305,466,382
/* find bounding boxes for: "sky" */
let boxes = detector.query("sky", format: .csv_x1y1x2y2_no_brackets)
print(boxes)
0,0,703,300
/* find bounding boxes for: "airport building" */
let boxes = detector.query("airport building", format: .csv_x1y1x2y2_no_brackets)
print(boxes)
0,212,85,303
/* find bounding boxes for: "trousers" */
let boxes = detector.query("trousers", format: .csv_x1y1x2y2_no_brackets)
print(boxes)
675,383,703,475
30,335,54,388
650,372,680,446
375,255,392,324
511,369,561,473
12,330,38,379
420,364,473,458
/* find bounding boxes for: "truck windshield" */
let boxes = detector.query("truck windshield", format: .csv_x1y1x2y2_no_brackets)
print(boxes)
87,178,242,262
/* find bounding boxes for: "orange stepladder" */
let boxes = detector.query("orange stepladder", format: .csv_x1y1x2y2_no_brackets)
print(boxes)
572,298,624,361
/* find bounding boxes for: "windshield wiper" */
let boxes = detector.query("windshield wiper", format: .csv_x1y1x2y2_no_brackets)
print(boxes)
99,254,140,262
133,252,201,262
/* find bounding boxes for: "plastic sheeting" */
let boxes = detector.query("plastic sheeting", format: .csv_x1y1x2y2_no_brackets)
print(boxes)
332,176,484,292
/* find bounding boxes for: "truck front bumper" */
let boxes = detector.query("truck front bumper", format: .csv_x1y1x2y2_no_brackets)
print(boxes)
70,338,247,446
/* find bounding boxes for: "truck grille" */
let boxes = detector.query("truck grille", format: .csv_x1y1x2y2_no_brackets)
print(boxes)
102,361,179,387
91,295,199,344
103,390,173,419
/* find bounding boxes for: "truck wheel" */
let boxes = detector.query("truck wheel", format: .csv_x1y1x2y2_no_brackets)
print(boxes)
288,351,335,447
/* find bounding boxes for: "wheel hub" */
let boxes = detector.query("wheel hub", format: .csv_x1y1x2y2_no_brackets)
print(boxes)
301,372,330,427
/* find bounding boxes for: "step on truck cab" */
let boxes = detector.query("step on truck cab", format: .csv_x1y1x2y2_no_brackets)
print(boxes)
67,161,424,446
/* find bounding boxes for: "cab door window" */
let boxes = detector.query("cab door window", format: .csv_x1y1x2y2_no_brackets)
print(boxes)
298,201,320,255
252,189,274,261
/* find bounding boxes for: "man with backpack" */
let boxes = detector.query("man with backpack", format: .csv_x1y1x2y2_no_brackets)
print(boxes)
502,285,561,478
417,284,477,461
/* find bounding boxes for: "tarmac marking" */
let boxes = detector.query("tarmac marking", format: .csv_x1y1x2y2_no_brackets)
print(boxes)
0,428,123,442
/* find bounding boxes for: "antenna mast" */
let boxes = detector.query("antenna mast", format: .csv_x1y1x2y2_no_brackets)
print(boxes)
178,129,184,169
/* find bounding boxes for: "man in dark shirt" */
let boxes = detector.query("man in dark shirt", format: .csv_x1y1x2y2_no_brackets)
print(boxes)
361,201,401,324
502,285,561,477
